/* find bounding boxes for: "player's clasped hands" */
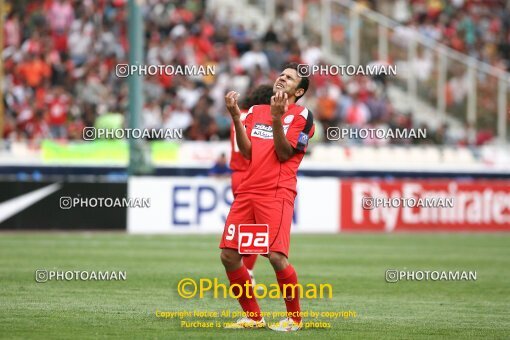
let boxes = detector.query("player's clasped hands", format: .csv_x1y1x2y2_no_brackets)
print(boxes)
225,91,241,120
271,91,288,119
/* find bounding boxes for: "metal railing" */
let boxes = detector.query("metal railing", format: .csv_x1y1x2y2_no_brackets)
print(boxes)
248,0,510,144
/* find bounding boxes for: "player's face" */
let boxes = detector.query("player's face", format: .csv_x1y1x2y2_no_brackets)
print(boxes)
273,69,304,99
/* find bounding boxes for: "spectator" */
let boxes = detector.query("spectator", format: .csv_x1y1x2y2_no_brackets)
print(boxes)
162,97,193,133
16,54,51,89
26,109,50,142
188,95,218,141
47,0,75,33
68,22,94,66
142,101,163,131
239,41,270,74
4,11,21,48
208,153,231,177
46,87,70,139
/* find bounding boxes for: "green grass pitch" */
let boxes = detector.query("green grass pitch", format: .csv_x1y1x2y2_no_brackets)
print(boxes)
0,233,509,339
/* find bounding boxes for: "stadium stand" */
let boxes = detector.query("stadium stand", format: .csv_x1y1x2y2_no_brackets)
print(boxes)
5,0,502,147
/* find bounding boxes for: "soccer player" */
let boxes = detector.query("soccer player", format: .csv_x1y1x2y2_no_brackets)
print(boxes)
220,63,314,332
230,85,273,286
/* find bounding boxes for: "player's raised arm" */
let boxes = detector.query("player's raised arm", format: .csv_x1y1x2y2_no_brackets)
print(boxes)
271,91,295,162
225,91,252,160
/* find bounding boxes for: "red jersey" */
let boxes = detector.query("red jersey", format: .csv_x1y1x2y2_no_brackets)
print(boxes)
229,111,250,172
236,103,315,202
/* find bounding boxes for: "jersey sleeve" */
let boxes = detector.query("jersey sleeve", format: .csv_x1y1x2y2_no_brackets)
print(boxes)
244,106,255,141
286,108,314,153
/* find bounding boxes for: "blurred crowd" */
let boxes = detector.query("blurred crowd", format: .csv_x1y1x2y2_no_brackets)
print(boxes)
2,0,490,146
376,0,508,145
388,0,510,71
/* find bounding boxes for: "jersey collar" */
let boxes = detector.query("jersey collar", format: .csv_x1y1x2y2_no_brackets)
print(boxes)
287,103,298,111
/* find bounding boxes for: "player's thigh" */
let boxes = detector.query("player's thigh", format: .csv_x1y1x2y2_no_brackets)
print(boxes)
252,198,294,257
219,197,255,249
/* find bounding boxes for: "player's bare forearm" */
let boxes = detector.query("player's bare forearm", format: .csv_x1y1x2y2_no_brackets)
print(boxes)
225,90,251,159
271,91,294,162
272,118,294,162
233,117,252,160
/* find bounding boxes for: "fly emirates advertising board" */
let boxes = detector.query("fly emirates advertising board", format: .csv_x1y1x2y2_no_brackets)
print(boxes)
127,177,510,233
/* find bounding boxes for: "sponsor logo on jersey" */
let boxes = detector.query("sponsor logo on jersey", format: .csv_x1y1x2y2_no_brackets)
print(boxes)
284,115,294,124
251,123,273,139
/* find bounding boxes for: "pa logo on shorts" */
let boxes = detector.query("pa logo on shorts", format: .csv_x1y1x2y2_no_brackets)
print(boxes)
238,224,269,254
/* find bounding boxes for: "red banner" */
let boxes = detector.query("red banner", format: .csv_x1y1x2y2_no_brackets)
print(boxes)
340,180,510,232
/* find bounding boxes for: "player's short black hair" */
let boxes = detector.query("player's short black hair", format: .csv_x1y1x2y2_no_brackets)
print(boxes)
282,62,309,101
241,84,273,109
249,85,273,106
